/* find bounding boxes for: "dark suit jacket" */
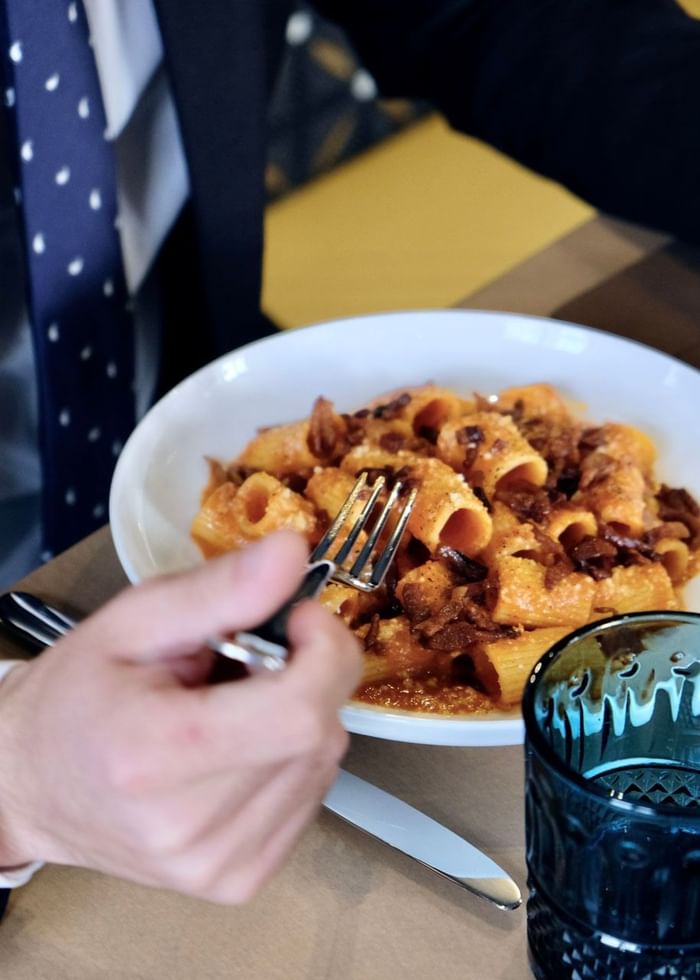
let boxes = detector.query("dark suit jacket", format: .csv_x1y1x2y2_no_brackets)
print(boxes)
2,0,700,921
151,0,700,391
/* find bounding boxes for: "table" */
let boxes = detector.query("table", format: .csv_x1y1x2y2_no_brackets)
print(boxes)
2,215,699,980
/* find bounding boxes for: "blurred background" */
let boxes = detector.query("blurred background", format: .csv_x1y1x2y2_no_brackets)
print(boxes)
263,0,700,329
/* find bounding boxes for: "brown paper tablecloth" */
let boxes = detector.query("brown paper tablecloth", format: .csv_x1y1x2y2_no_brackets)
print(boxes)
2,214,699,979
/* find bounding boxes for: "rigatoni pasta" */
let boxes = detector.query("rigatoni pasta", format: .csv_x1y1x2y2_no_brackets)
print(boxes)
192,384,700,714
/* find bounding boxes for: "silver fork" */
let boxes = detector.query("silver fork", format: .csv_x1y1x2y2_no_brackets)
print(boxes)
0,474,416,673
211,472,417,671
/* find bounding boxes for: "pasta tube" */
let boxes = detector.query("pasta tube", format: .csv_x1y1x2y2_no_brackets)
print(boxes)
406,458,492,555
492,555,595,627
191,473,316,553
237,420,318,476
495,383,574,423
471,626,571,706
437,411,548,495
592,563,678,616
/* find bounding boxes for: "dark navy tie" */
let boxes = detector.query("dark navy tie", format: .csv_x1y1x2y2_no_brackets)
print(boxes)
2,0,135,559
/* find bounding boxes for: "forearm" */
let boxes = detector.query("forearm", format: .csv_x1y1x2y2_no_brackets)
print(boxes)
317,0,700,244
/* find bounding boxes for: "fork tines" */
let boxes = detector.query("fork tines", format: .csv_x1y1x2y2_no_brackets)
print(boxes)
309,472,418,593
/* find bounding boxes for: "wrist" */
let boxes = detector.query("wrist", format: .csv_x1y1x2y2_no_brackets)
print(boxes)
0,662,43,873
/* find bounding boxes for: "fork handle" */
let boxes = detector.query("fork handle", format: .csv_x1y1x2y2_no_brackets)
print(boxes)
208,559,336,671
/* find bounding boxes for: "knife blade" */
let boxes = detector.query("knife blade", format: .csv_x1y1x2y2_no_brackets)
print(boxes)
0,590,522,911
325,769,521,910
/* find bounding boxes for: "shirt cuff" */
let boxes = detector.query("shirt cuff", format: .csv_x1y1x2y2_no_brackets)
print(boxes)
0,860,43,888
0,660,44,887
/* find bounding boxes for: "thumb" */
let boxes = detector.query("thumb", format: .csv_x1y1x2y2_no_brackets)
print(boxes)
71,531,310,664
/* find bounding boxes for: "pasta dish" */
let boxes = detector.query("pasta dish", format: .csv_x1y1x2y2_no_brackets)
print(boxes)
191,383,700,715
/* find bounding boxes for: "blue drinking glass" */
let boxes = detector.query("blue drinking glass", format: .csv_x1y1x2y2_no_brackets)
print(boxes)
522,611,700,979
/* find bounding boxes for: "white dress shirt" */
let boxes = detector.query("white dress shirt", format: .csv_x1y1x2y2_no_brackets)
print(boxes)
0,0,189,588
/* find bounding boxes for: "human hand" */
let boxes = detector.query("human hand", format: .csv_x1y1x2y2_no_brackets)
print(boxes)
0,532,361,903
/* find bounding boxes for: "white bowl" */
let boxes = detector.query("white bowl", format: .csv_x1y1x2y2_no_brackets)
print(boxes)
110,310,700,746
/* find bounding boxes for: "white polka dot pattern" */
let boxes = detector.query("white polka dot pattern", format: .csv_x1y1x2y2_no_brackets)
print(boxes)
2,0,135,555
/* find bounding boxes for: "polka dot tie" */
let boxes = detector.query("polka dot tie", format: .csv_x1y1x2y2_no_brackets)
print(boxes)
1,0,135,559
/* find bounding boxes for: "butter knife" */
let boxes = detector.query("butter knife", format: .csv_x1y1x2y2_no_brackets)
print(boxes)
0,590,522,911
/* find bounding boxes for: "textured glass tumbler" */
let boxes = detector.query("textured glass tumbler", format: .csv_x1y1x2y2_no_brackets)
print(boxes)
522,612,700,979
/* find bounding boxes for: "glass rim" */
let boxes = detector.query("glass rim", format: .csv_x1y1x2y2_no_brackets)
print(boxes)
521,609,700,819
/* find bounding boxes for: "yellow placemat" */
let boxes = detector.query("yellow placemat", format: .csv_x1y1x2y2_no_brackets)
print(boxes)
263,115,593,329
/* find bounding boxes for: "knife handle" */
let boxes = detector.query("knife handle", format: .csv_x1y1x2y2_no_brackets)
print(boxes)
0,591,74,651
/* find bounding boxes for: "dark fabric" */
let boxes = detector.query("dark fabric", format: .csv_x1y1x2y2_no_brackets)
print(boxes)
154,203,279,395
0,887,8,920
0,0,135,556
315,0,700,247
151,0,290,361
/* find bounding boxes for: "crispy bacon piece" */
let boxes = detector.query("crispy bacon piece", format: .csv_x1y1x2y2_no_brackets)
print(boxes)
426,620,518,652
456,424,484,446
436,545,488,582
599,522,656,556
418,600,464,638
578,454,617,491
379,431,407,454
472,485,492,512
341,413,367,446
401,583,432,626
524,526,575,587
570,535,617,580
308,396,344,461
460,594,499,630
495,481,555,524
413,579,517,652
507,413,582,497
364,613,381,651
456,424,485,473
426,622,484,651
656,485,700,545
578,426,608,453
372,392,411,420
